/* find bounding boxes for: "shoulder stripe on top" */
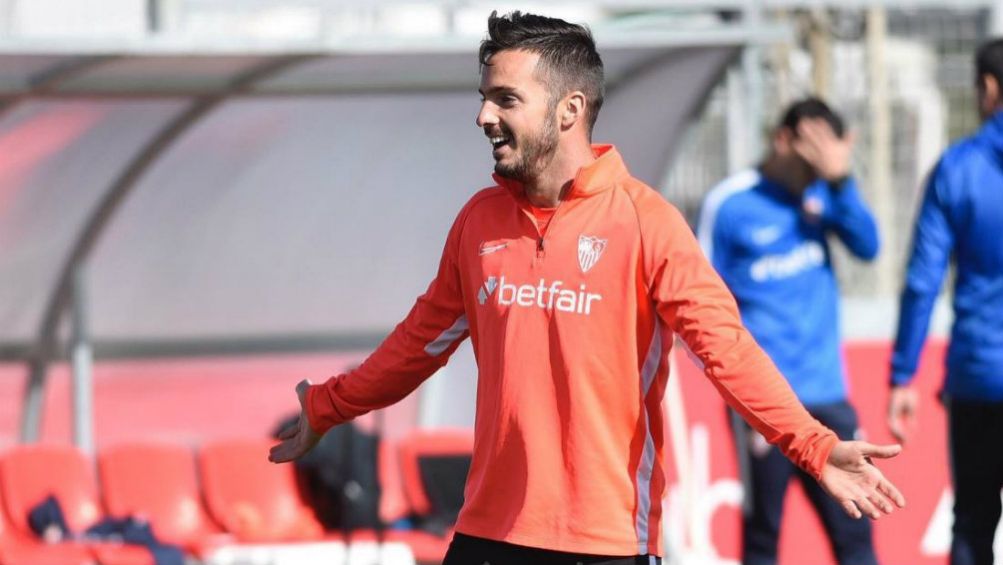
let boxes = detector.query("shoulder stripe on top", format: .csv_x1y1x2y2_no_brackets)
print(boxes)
424,315,469,356
696,168,760,260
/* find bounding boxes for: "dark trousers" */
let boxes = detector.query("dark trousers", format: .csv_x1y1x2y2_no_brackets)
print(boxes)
442,533,662,565
947,398,1003,565
731,401,878,565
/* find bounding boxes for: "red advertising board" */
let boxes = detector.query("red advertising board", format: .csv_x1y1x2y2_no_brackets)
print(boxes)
664,339,955,565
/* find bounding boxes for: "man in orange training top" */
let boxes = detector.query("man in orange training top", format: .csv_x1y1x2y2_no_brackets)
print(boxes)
270,11,906,565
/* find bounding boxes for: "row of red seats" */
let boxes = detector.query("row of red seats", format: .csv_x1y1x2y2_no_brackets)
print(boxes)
0,430,473,565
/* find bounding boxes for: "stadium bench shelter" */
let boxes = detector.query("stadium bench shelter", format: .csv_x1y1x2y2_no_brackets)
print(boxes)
0,24,781,449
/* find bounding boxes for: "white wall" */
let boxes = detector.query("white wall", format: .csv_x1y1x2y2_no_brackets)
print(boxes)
8,0,147,38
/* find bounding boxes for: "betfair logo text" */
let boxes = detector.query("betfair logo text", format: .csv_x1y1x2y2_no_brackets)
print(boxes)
478,276,602,315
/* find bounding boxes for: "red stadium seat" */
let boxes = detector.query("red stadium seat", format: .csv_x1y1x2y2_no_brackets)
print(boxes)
199,439,324,543
397,430,473,520
0,479,94,565
0,444,144,565
378,438,409,525
98,443,227,557
87,545,153,565
0,539,96,565
390,429,472,563
0,445,102,535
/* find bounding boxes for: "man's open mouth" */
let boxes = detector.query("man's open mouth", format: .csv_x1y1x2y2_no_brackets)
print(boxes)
490,135,511,150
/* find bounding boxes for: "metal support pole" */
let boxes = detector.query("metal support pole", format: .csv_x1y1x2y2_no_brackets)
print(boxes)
742,0,765,162
809,8,832,99
146,0,159,33
20,360,45,442
726,65,750,172
70,264,94,454
771,9,793,108
867,6,894,296
148,0,182,35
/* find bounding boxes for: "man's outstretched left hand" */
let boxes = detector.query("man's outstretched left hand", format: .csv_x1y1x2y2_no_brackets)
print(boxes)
268,379,322,463
820,441,905,519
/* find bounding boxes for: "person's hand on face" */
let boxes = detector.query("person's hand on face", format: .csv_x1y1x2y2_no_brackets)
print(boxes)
792,117,855,183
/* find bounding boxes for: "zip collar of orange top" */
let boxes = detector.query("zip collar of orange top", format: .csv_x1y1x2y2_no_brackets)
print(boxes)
492,144,631,203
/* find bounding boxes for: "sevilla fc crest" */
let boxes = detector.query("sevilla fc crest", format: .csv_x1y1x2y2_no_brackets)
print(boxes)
578,235,607,273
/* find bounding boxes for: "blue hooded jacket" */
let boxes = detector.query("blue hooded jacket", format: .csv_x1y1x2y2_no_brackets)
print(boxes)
892,110,1003,401
699,170,879,406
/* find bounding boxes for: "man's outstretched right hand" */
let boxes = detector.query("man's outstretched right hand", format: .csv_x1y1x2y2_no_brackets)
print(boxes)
268,379,322,463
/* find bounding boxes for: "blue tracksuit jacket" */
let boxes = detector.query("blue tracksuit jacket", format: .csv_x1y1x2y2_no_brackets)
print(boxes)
892,110,1003,401
699,170,879,406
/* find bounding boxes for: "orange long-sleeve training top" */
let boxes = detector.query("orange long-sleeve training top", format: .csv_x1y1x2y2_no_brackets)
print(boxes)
306,145,838,557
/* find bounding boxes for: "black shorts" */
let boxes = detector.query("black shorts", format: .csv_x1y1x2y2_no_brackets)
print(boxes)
442,533,662,565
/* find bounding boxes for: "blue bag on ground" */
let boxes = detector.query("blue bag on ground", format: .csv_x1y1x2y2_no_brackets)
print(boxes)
28,495,184,565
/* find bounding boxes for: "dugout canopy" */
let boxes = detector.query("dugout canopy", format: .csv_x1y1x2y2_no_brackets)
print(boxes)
0,24,778,438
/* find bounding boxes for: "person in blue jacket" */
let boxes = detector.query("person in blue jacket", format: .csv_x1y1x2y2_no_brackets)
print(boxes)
698,98,881,565
888,38,1003,565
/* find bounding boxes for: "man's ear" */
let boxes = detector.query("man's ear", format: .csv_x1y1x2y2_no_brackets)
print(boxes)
560,91,587,129
772,127,794,155
981,73,1001,113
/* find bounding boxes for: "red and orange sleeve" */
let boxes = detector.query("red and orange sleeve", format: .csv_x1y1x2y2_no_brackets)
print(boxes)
305,205,470,435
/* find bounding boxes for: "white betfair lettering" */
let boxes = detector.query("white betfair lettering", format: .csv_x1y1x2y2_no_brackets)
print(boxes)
547,281,562,309
498,279,517,304
556,290,576,312
516,285,534,307
749,241,825,282
491,277,601,315
536,280,549,308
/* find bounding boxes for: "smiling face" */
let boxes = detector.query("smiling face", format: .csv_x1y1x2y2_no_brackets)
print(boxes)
476,49,560,182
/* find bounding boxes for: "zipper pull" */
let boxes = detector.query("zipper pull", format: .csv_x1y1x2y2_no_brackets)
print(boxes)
536,237,545,258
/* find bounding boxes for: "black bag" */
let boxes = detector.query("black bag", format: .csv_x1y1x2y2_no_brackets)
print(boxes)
274,416,382,531
412,453,470,536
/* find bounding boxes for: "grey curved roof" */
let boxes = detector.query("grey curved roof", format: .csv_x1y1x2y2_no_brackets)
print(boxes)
0,34,745,361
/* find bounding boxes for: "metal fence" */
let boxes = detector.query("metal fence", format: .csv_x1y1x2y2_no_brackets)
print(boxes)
662,5,993,298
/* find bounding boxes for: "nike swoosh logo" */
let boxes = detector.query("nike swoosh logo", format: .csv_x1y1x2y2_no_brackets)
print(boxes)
479,243,508,256
751,226,781,246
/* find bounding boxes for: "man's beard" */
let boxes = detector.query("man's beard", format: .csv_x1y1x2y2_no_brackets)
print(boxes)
495,112,559,182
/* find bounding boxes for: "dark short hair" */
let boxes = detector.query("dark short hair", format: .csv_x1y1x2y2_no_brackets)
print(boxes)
976,38,1003,90
779,97,845,138
479,11,605,136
